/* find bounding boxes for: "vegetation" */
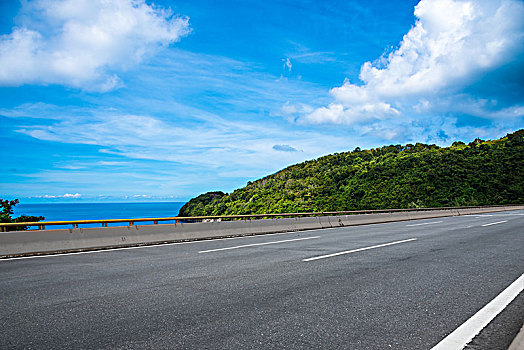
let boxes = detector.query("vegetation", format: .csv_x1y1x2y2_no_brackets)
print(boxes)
179,130,524,216
0,199,45,231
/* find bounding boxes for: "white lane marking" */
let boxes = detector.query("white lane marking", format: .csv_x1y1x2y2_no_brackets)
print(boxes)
480,213,524,216
406,221,443,227
303,238,417,262
431,273,524,350
0,230,321,262
198,236,320,253
0,240,224,261
481,220,507,227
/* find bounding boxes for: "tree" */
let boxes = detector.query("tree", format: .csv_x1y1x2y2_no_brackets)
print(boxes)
0,199,19,222
0,199,45,231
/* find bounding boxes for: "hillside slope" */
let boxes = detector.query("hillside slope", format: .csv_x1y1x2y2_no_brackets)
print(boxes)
179,130,524,216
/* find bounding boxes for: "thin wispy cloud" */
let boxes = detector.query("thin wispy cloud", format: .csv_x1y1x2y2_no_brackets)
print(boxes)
10,105,347,171
1,114,352,200
282,57,292,71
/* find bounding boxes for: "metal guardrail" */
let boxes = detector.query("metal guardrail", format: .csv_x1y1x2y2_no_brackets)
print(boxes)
0,205,516,232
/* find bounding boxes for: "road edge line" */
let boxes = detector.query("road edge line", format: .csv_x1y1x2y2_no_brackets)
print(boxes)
431,273,524,350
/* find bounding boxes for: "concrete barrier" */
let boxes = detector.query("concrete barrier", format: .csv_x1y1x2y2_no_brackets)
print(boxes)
292,216,325,231
1,206,522,258
318,216,333,229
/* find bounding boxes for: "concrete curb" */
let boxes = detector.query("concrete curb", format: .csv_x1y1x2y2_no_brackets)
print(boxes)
508,324,524,350
1,206,522,258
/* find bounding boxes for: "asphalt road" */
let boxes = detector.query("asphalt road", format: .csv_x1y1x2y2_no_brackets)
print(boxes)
1,211,523,349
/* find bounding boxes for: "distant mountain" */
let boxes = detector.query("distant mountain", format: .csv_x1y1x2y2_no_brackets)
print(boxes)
179,130,524,216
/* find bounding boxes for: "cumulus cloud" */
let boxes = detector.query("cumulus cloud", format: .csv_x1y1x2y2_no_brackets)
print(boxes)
300,0,524,125
0,0,190,91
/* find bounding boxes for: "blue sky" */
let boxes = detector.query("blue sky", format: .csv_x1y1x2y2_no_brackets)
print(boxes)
1,0,523,203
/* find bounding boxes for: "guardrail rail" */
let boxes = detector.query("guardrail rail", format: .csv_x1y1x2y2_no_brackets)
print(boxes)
0,205,518,232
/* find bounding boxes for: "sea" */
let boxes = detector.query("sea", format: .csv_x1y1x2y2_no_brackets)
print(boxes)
13,202,186,229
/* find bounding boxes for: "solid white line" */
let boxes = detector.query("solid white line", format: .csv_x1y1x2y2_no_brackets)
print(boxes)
491,213,524,216
0,231,316,262
468,214,524,218
0,241,208,261
302,238,417,262
406,221,443,227
198,236,320,253
431,273,524,350
481,220,507,227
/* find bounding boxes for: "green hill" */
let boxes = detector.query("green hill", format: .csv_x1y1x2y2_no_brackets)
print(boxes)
179,130,524,216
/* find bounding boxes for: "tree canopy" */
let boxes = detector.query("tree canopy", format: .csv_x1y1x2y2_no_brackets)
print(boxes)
0,199,45,231
179,130,524,216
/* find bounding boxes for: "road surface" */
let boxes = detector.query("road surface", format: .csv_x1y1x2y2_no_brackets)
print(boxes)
1,210,523,349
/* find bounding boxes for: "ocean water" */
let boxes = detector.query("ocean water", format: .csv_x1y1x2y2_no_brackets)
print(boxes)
13,202,186,229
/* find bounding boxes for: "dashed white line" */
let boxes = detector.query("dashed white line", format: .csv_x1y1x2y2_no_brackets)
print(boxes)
406,221,443,227
198,236,320,253
481,220,507,227
431,273,524,350
302,238,417,262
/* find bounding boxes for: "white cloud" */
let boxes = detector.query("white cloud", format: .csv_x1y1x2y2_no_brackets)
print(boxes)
0,0,190,91
301,0,524,124
301,101,400,125
42,193,81,198
63,193,81,198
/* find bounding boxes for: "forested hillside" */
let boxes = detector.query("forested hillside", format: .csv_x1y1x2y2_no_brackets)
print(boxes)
179,130,524,216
